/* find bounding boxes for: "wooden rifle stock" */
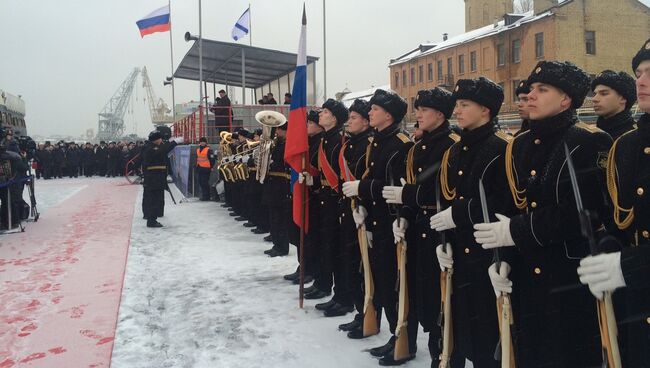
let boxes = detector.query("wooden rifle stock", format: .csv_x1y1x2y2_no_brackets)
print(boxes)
394,238,410,361
438,268,453,368
497,294,516,368
357,223,379,337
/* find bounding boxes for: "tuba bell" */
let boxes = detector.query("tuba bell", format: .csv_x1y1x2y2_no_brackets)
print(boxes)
255,110,287,183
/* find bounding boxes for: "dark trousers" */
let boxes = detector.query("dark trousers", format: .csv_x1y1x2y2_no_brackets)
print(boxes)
338,222,362,308
0,186,22,228
83,163,94,177
268,201,290,254
369,231,398,334
197,167,211,200
53,164,63,178
314,195,340,294
142,187,165,221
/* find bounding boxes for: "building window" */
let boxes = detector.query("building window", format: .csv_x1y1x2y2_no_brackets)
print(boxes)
512,80,521,102
497,44,506,66
402,70,407,87
410,67,416,86
428,63,433,81
437,60,443,81
459,54,465,74
447,57,453,75
535,32,544,58
511,39,521,63
395,72,399,88
585,31,596,55
418,65,424,83
470,51,477,72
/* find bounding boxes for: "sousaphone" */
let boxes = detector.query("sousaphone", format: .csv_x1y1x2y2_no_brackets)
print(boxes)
255,110,287,183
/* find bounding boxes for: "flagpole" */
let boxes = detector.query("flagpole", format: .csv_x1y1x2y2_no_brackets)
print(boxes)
168,0,176,122
322,0,327,101
248,4,252,46
198,0,204,128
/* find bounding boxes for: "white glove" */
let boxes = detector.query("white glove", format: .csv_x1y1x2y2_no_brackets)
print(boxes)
430,207,456,231
489,262,513,297
392,218,408,244
172,136,184,144
298,172,314,186
474,214,515,249
436,243,453,271
382,178,406,204
342,180,360,198
577,252,626,300
352,205,368,228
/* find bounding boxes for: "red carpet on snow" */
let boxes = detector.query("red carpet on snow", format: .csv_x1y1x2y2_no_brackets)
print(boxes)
0,181,139,367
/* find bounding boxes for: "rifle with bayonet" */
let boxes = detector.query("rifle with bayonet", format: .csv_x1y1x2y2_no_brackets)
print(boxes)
479,178,515,368
437,170,454,368
341,151,379,337
388,170,411,361
563,143,621,368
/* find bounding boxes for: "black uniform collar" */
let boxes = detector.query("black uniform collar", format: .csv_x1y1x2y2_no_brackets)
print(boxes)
420,120,451,144
596,110,633,137
309,131,324,144
529,108,576,139
322,126,342,141
638,113,650,140
374,122,401,141
348,128,372,145
460,119,495,147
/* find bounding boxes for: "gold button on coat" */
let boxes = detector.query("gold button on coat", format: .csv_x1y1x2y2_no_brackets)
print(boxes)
643,230,650,239
644,147,650,154
534,139,541,145
463,146,469,151
421,233,427,238
373,143,377,147
418,167,423,172
422,145,427,150
464,248,470,254
373,221,377,226
458,170,463,176
637,187,645,196
534,267,542,275
530,170,537,176
531,201,538,208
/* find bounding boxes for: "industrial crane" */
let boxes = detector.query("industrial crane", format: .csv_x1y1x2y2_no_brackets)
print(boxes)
141,66,173,126
96,68,140,141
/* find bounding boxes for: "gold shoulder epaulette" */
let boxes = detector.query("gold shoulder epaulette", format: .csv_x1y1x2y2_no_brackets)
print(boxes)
495,130,513,142
576,121,604,134
449,132,460,142
396,132,411,143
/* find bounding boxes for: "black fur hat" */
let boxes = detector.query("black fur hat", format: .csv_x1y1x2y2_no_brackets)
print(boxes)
369,89,408,123
349,99,371,120
148,131,163,141
591,70,637,110
527,61,590,109
322,98,349,126
307,109,320,123
515,80,530,96
632,38,650,72
452,77,504,118
414,88,454,119
237,128,253,139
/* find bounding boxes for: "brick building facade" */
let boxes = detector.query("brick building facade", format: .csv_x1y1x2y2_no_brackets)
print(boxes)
389,0,650,121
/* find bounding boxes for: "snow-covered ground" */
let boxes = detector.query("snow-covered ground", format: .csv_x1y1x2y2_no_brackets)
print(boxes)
24,177,474,368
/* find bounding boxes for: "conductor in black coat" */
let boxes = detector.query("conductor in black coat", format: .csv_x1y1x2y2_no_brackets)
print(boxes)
141,131,181,228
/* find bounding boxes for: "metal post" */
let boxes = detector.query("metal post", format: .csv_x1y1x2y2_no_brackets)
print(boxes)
198,0,204,126
312,62,317,105
249,3,252,46
241,48,246,104
168,0,176,122
322,0,327,101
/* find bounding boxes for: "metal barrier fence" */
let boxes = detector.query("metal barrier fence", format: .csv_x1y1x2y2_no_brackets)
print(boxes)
171,104,320,144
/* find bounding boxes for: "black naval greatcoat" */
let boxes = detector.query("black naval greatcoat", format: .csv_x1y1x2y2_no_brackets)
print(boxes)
399,122,458,354
357,122,412,333
141,140,177,220
300,131,324,277
506,109,613,367
439,120,514,366
316,127,343,295
606,112,650,367
261,137,290,253
338,128,373,311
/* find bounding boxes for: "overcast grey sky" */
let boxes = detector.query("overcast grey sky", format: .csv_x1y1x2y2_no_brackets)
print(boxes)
0,0,468,137
2,0,648,138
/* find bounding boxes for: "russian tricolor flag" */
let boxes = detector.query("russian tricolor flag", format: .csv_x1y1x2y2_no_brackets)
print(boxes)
136,5,171,38
284,6,313,232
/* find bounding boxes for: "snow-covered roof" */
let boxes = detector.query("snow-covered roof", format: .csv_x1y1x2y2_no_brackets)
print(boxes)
339,85,390,107
389,10,554,67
